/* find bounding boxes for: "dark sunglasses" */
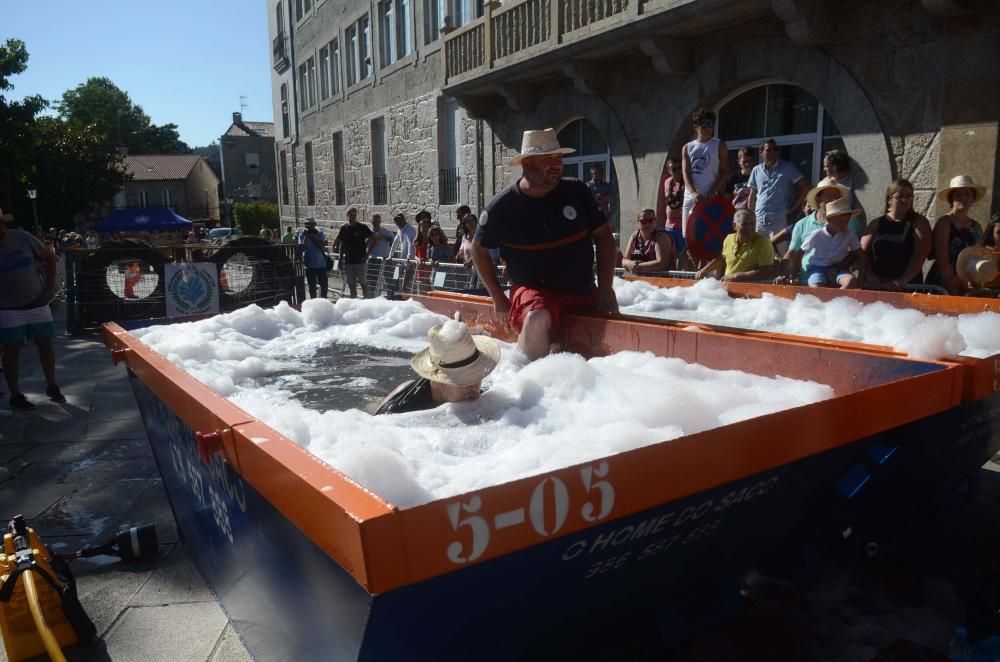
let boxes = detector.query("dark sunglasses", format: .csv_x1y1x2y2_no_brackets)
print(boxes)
698,120,715,129
639,217,655,224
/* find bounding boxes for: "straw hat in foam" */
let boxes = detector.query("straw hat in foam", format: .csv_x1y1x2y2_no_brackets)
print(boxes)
411,321,500,387
823,197,862,220
805,176,850,210
956,245,998,286
508,128,576,166
937,175,987,206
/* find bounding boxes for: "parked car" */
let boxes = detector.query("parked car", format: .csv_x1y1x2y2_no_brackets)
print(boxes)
208,227,235,240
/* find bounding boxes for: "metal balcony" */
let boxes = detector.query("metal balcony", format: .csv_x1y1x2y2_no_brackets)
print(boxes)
441,0,778,116
273,32,290,73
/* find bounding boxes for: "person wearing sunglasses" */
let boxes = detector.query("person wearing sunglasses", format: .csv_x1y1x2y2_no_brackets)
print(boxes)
622,209,675,275
747,138,809,255
681,108,729,245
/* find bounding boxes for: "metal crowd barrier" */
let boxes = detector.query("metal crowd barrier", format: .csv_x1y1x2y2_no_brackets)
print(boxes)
328,257,509,299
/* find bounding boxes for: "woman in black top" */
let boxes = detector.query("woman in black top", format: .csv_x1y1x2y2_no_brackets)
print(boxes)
927,175,987,294
860,179,931,290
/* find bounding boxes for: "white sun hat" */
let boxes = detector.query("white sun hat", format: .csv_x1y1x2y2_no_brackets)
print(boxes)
823,197,862,220
956,245,998,286
508,128,576,166
805,176,850,210
411,320,501,387
937,175,987,206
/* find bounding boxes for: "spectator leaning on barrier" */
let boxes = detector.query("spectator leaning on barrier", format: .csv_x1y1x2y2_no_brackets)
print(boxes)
927,175,987,295
368,214,395,259
747,138,809,255
472,128,619,361
696,209,774,283
427,225,455,263
0,208,66,411
860,178,932,291
390,212,417,260
298,217,329,300
332,207,373,299
785,197,867,289
776,177,853,284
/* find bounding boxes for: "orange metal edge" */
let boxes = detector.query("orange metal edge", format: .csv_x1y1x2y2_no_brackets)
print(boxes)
100,323,401,592
621,279,1000,401
385,360,963,591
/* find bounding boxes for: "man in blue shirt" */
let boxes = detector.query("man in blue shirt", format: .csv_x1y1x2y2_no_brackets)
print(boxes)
747,138,809,254
298,217,328,299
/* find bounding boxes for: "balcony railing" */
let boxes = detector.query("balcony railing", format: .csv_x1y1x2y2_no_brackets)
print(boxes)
273,32,290,73
444,0,641,84
373,174,388,206
438,168,461,205
334,180,346,206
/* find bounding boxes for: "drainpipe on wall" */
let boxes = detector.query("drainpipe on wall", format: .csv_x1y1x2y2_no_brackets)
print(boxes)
476,119,485,212
287,0,301,228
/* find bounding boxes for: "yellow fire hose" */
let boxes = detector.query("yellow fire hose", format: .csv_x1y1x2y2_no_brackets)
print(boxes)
21,571,67,662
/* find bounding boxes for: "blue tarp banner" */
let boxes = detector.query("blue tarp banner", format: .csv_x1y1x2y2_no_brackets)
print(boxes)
93,207,193,232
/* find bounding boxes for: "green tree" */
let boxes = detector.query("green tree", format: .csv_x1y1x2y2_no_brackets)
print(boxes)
233,201,279,237
0,38,46,218
56,77,190,154
31,117,130,227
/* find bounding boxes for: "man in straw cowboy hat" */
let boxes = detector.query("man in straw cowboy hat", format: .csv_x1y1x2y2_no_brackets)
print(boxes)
784,196,868,289
471,128,619,360
0,206,67,412
373,319,500,415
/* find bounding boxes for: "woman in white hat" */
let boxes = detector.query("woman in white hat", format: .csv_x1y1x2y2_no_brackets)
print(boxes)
927,175,987,294
373,320,500,415
860,179,932,290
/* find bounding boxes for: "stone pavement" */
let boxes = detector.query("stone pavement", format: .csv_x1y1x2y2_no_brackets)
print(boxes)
0,328,251,662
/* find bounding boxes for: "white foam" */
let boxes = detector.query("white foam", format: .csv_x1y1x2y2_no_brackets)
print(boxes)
136,297,833,507
616,278,1000,359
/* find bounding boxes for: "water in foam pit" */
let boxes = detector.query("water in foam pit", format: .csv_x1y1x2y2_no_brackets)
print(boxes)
256,344,415,412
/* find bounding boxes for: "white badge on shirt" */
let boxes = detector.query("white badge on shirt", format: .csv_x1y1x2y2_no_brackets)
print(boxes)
563,206,577,221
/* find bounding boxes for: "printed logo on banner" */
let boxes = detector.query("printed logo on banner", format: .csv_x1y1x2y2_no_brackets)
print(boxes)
165,263,219,317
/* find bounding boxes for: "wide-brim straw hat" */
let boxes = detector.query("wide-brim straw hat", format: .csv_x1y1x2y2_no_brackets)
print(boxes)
823,197,862,220
956,245,998,286
508,128,576,166
411,321,500,387
805,176,850,210
937,175,987,206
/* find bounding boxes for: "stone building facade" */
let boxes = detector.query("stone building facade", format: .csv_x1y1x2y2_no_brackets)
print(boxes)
269,0,999,242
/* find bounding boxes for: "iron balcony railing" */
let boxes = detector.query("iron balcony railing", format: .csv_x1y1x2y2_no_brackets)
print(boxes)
373,174,388,205
273,32,290,73
438,168,461,205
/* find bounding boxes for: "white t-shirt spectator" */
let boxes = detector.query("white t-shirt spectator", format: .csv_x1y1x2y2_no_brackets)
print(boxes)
390,223,417,259
800,225,861,268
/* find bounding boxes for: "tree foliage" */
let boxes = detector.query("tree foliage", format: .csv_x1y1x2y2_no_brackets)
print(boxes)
57,77,190,154
233,201,279,237
32,117,130,227
0,38,46,216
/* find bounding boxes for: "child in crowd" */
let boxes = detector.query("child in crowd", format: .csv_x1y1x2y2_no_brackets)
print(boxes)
789,197,867,289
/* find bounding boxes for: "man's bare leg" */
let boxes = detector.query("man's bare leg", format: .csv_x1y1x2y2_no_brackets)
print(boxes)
2,345,21,396
518,308,552,360
35,338,57,387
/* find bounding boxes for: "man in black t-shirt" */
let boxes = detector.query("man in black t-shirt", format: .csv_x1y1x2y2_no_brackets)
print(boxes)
472,128,619,360
332,207,374,298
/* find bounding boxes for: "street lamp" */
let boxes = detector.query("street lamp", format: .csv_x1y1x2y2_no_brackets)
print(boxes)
26,184,39,229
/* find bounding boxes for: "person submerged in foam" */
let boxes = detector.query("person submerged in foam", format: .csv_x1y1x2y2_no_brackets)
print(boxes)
373,320,500,415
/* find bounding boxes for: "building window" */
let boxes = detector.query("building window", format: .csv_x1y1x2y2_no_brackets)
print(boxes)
138,190,149,208
304,142,315,206
245,152,260,174
276,2,284,35
423,0,440,44
331,40,341,96
438,98,460,204
299,57,317,110
346,16,372,86
162,189,174,209
379,0,411,68
319,45,331,100
449,0,483,29
333,132,346,206
114,190,126,209
280,150,289,205
718,83,843,184
372,117,388,205
280,83,289,137
557,118,617,230
295,0,312,22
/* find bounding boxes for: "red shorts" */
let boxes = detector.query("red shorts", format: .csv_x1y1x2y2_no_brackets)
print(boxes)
508,285,599,337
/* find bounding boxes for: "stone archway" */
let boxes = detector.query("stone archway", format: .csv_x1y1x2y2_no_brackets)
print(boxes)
642,39,893,219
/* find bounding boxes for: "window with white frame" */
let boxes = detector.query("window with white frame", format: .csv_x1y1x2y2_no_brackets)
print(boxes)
346,16,372,86
162,189,174,209
298,63,308,111
306,56,317,108
331,40,341,95
295,0,312,22
280,83,289,137
319,45,331,100
138,190,149,207
423,0,440,44
448,0,482,29
379,0,411,68
718,83,844,184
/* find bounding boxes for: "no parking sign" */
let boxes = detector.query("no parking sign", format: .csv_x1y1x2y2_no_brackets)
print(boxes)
684,195,735,262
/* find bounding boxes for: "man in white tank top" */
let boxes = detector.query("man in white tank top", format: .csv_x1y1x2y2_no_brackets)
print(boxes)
681,108,729,265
